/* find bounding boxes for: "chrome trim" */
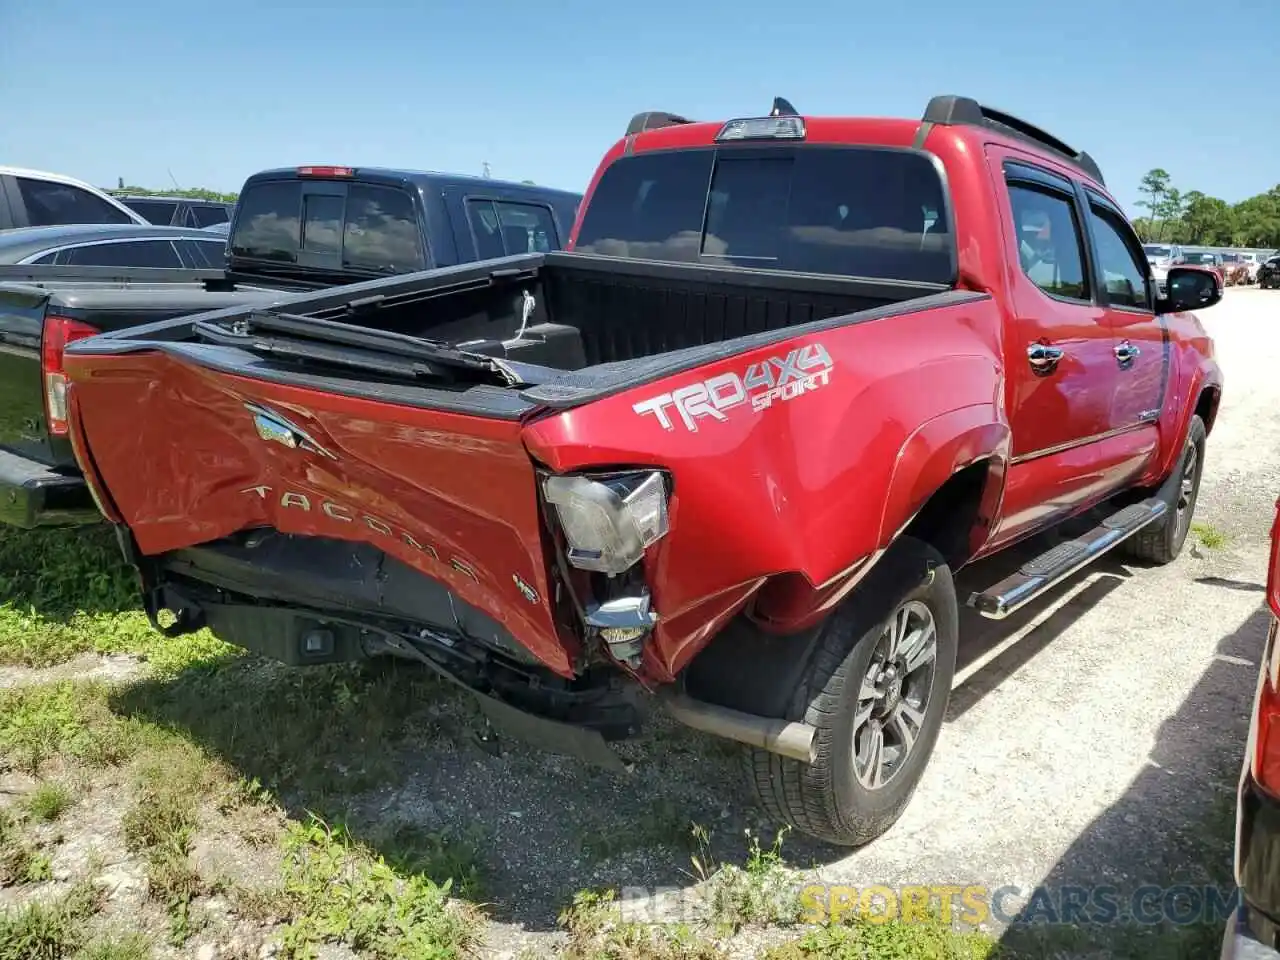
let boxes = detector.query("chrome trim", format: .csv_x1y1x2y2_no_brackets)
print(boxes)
15,235,225,265
968,497,1167,619
661,690,817,763
1027,342,1064,374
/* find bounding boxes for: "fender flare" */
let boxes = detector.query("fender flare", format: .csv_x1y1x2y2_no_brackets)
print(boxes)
1155,361,1223,483
877,404,1011,554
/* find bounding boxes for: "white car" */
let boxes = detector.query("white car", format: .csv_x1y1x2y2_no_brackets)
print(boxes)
0,165,148,230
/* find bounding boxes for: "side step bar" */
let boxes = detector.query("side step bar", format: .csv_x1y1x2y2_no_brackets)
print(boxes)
968,497,1168,620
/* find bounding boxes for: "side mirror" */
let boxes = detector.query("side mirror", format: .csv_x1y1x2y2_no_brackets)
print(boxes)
1157,265,1223,314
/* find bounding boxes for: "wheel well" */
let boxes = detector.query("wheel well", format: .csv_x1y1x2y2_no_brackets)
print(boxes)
901,460,992,571
1195,386,1221,435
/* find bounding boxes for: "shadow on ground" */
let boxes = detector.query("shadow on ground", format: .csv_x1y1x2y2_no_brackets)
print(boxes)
993,601,1268,958
104,527,1129,932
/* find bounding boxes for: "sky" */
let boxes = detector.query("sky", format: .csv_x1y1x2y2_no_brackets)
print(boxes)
2,0,1275,219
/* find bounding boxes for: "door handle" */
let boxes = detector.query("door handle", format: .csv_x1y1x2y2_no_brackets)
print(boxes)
1115,341,1140,365
1027,342,1064,374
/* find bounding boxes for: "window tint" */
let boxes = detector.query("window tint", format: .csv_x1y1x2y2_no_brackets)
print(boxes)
1007,184,1089,301
302,194,343,255
574,147,953,283
124,200,179,225
189,204,230,228
342,184,424,272
1088,206,1149,309
494,201,557,254
17,178,134,227
230,181,301,262
29,252,57,265
191,239,227,268
62,240,183,268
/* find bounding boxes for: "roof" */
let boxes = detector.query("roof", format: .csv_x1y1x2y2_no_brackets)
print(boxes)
241,165,583,200
0,166,148,224
0,223,228,263
112,194,234,207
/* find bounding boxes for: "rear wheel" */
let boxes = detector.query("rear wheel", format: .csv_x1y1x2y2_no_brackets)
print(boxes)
745,537,957,846
1122,414,1206,564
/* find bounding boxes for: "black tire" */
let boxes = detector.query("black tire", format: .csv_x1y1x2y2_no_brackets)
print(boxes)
745,536,958,847
1122,414,1207,564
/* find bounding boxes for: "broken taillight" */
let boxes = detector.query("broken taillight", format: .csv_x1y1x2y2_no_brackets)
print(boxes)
1249,499,1280,795
42,315,100,437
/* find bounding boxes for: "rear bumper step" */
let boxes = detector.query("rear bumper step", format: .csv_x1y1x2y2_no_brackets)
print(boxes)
968,497,1168,620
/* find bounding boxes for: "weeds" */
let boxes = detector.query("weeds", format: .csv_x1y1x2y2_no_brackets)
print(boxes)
276,814,480,959
25,780,74,822
1192,521,1230,549
558,888,727,960
0,878,102,960
764,915,999,959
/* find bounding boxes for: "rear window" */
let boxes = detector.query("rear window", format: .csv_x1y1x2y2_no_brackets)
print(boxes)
123,199,180,225
574,146,954,284
230,180,424,272
188,204,231,228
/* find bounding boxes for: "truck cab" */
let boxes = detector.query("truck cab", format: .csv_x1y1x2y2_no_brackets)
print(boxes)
226,166,582,286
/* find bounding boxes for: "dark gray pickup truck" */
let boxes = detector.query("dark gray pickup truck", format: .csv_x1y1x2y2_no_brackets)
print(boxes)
0,166,582,529
0,266,278,528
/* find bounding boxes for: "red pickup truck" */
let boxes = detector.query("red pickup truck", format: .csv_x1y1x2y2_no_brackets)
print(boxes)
61,94,1224,848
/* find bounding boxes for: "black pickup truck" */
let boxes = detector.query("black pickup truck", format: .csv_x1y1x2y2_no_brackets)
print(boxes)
0,166,582,529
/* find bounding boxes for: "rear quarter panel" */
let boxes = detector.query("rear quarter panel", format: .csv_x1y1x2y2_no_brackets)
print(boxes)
522,295,1007,681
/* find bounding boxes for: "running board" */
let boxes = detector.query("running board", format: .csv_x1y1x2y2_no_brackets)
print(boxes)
967,498,1168,620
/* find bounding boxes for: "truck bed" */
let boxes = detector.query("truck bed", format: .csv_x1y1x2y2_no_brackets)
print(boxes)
71,251,964,414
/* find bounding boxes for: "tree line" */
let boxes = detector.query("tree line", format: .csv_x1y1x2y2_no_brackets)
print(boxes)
110,182,238,203
1133,168,1279,248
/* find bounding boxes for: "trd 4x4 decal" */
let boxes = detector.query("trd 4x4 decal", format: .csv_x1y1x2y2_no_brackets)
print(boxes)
632,343,834,432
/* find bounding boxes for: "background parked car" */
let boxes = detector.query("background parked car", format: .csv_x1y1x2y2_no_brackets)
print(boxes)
1221,253,1251,286
0,166,148,230
0,223,229,268
1144,242,1184,297
1261,255,1280,289
112,193,235,229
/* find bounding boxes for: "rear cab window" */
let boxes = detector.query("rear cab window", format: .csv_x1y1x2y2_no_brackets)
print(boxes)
230,177,425,275
573,145,955,284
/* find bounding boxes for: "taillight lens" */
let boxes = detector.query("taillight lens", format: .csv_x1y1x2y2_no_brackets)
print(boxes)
42,315,99,437
1250,500,1280,794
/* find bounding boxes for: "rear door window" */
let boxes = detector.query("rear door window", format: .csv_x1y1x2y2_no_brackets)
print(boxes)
16,177,135,227
574,146,954,283
466,199,559,258
124,199,180,225
188,204,231,228
61,240,184,268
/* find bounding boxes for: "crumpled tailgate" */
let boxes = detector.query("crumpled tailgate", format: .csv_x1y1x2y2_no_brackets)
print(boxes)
64,346,576,675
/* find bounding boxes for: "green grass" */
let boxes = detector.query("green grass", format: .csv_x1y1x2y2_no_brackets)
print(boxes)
557,889,728,960
0,878,102,960
1191,521,1230,549
25,780,74,822
0,526,236,674
275,815,481,959
765,916,999,960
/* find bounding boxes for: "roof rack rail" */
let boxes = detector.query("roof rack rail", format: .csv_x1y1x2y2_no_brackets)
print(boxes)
625,111,695,137
921,95,1105,186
